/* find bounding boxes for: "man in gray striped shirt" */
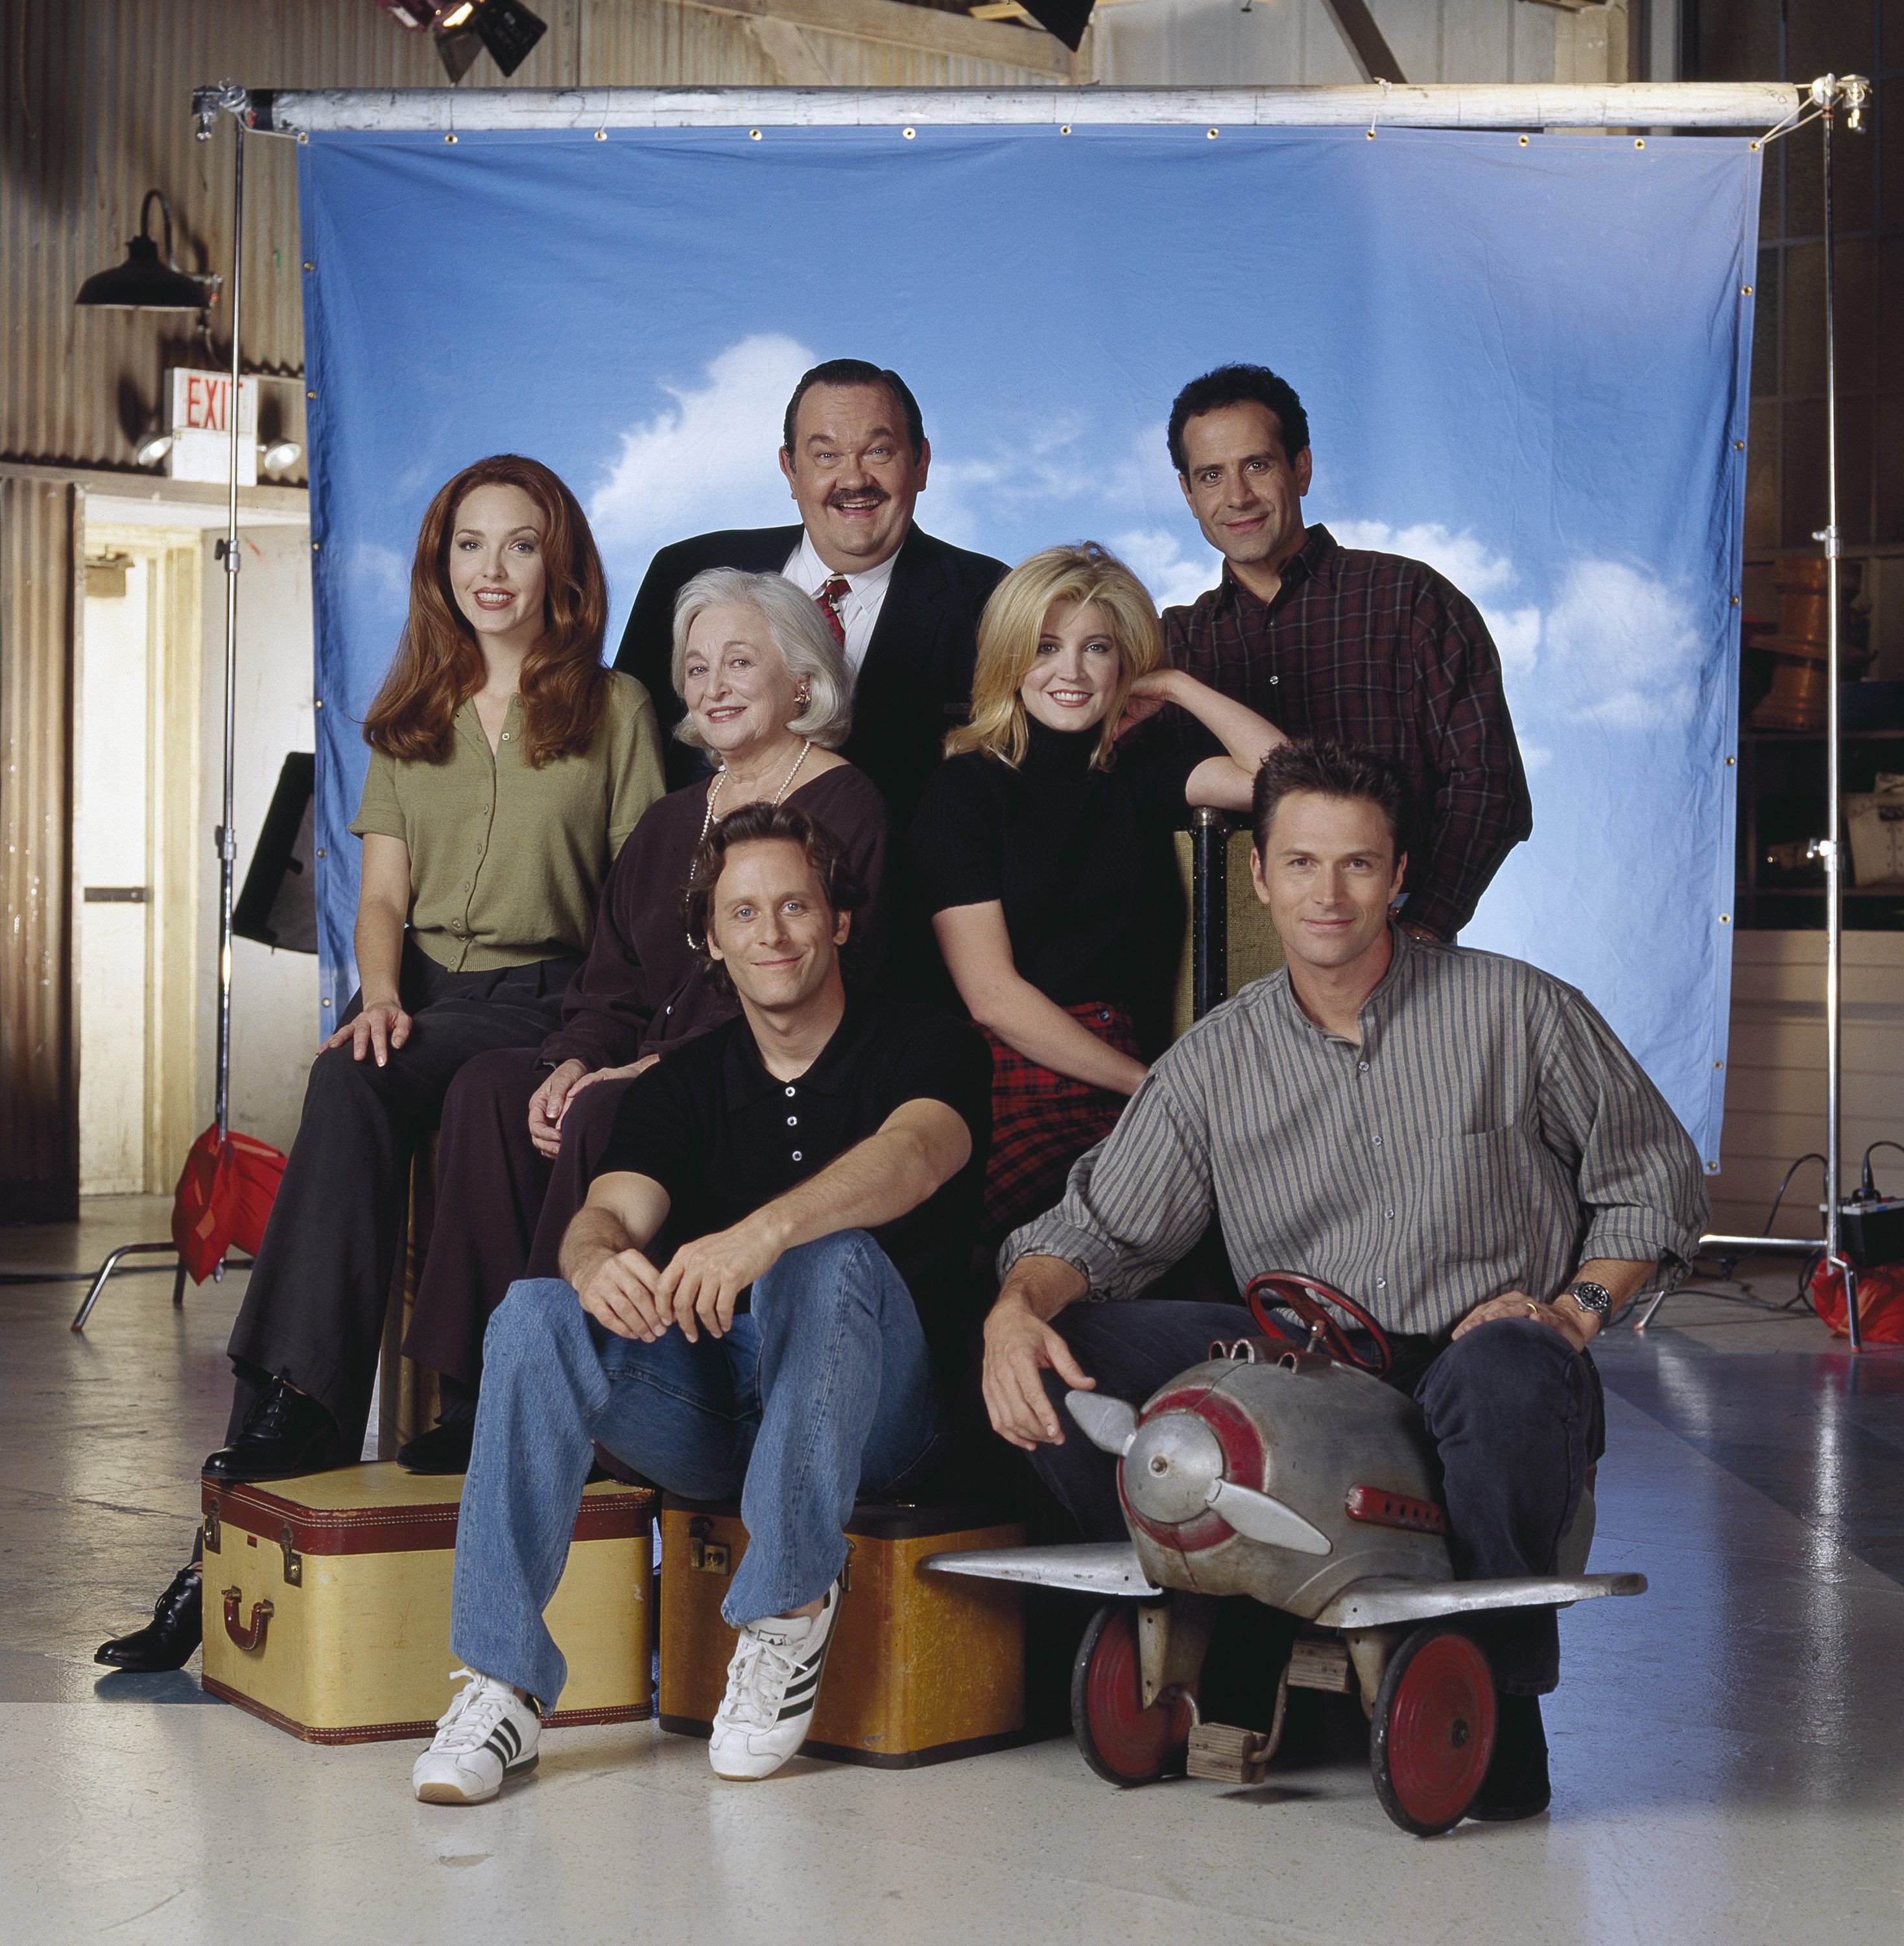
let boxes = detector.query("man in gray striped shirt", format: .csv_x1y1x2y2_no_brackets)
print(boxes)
982,739,1707,1820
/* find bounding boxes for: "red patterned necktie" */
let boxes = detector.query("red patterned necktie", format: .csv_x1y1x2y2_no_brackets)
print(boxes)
815,575,850,650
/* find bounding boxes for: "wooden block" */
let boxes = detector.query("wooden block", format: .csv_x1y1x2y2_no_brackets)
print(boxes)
1287,1638,1354,1693
1187,1720,1272,1785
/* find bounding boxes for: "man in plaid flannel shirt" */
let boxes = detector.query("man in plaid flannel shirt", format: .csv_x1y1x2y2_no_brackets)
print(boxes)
1152,363,1532,942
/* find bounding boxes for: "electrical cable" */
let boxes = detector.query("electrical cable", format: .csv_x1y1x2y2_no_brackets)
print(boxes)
1677,1152,1829,1314
1859,1140,1904,1194
1759,1152,1827,1236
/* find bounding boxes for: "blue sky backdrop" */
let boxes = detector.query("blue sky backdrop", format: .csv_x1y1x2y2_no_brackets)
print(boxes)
300,124,1758,1159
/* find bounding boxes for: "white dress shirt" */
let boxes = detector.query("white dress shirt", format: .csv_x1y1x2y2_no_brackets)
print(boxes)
783,531,899,683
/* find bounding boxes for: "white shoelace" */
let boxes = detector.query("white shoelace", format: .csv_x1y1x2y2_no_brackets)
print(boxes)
433,1667,515,1753
720,1630,805,1731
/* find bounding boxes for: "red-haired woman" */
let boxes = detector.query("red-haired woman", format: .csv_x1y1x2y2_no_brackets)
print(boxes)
95,456,663,1674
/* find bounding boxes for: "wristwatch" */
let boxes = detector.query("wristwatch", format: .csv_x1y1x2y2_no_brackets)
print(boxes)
1564,1280,1613,1319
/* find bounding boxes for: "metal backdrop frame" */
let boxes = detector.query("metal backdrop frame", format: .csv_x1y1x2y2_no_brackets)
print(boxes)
75,78,1872,1348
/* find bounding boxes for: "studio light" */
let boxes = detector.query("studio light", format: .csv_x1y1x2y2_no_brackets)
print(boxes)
470,0,546,75
1017,0,1095,51
75,191,219,313
259,438,303,477
388,0,544,81
133,430,176,468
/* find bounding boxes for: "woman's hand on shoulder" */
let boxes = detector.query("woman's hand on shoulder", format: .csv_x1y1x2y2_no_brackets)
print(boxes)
324,999,412,1067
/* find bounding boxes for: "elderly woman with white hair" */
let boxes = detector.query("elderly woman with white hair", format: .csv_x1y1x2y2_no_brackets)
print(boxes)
397,567,890,1471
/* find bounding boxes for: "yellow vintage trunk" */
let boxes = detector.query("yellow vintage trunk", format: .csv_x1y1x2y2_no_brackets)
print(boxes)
200,1463,654,1744
658,1498,1026,1768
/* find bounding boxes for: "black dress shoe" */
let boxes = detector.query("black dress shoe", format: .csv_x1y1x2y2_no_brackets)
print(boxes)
202,1376,342,1482
1470,1693,1552,1821
95,1565,203,1672
397,1404,476,1475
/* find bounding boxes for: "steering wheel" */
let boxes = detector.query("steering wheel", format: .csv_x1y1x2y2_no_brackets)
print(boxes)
1245,1271,1394,1380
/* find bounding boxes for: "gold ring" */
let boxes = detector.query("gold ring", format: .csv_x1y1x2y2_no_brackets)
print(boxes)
1526,1301,1539,1317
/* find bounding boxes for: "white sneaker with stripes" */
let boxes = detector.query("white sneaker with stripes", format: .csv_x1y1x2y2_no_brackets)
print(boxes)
412,1668,540,1805
708,1580,844,1781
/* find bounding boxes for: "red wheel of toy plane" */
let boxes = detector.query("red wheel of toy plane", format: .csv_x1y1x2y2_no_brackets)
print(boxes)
1369,1625,1497,1836
1246,1271,1393,1378
1071,1603,1194,1787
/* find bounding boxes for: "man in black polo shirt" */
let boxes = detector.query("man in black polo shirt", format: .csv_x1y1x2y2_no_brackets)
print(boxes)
410,802,990,1803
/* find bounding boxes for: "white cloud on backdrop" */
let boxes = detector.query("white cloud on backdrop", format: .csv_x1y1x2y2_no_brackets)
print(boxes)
1110,527,1222,610
1542,560,1705,728
589,333,815,566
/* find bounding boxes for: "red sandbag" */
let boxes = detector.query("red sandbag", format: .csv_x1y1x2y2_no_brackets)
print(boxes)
1809,1258,1904,1345
170,1126,289,1284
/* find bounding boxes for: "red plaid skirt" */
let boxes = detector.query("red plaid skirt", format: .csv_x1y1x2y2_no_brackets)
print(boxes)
981,1000,1141,1242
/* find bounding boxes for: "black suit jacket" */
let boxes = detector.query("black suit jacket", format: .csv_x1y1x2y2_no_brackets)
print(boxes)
612,523,1009,830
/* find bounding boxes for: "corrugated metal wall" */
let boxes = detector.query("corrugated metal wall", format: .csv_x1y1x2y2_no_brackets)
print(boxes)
0,474,80,1221
1,0,1060,477
1093,0,1558,88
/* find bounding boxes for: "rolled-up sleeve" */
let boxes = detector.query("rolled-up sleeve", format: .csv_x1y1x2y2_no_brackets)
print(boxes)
999,1063,1216,1299
348,749,405,842
1534,987,1709,1272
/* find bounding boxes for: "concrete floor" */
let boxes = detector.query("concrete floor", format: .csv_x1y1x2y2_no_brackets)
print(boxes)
4,1195,1903,1945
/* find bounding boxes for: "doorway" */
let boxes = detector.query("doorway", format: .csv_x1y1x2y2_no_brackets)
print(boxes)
77,525,202,1196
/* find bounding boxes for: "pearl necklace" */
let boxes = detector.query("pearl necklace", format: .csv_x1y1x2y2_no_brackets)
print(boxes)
699,738,813,841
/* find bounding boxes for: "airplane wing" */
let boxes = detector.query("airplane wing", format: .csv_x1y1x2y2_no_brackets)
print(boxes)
1313,1570,1647,1629
921,1541,1163,1598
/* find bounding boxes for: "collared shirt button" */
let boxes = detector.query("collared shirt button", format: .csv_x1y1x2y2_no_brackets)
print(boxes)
1269,674,1280,685
787,1116,798,1127
1376,1277,1387,1289
500,731,510,741
1358,1060,1370,1072
792,1150,803,1162
1372,1135,1383,1146
784,1086,796,1097
1385,1208,1395,1219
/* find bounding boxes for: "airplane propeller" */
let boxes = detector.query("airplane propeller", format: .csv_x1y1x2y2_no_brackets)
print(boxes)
1066,1391,1138,1455
1067,1391,1335,1557
1206,1478,1332,1556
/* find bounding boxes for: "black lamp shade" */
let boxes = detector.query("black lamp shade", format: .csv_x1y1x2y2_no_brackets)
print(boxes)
76,234,209,311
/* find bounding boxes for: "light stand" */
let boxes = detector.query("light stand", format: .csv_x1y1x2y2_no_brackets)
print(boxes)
1634,74,1873,1343
71,85,261,1331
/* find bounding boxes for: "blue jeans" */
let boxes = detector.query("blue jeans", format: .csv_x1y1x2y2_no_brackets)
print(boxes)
449,1230,943,1707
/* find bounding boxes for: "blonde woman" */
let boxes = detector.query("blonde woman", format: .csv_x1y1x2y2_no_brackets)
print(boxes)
910,542,1283,1238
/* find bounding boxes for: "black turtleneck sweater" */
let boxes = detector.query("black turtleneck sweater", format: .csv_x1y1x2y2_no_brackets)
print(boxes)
908,719,1203,1045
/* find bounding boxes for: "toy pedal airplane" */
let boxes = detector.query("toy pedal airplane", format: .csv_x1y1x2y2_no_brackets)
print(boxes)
926,1274,1645,1835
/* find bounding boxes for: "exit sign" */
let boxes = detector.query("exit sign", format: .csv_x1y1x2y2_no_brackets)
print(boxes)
165,370,259,484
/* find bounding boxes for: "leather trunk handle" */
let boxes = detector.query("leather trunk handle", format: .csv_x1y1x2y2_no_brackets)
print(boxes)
222,1588,273,1652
